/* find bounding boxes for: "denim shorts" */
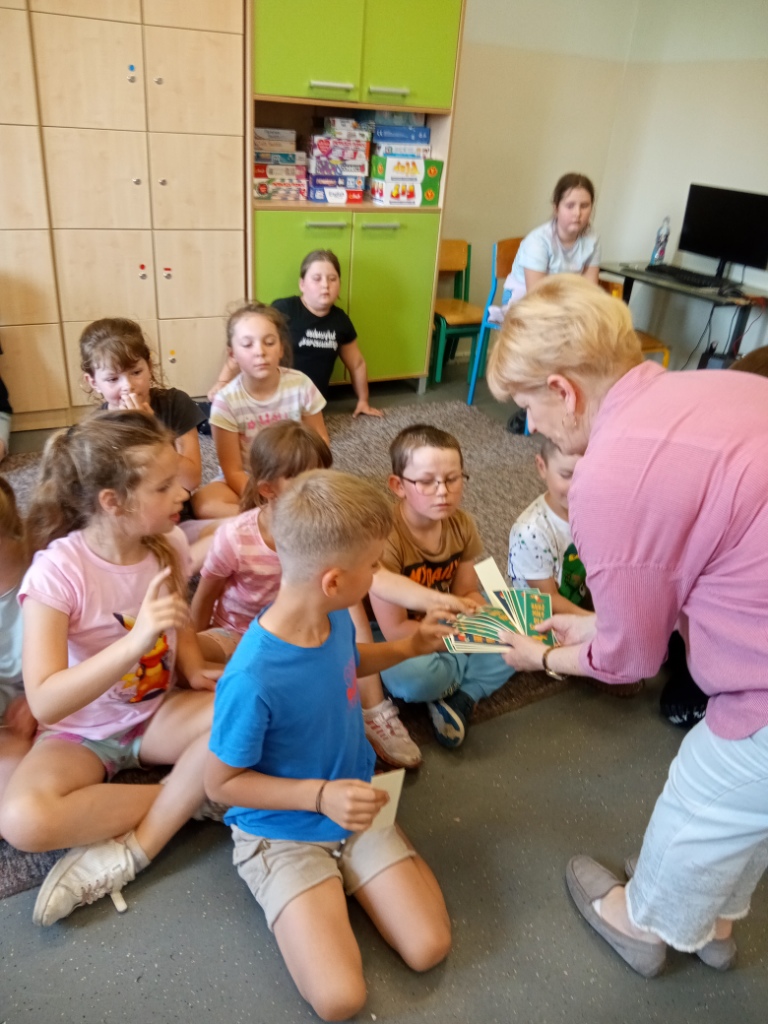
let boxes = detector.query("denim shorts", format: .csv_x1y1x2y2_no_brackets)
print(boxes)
231,824,414,930
34,720,149,781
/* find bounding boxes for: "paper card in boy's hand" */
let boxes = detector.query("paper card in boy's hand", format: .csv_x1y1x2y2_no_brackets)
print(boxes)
474,556,508,601
369,768,405,831
445,605,515,652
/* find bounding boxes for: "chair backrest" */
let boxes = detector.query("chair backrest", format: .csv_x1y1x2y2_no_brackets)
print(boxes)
438,239,469,274
496,237,523,280
438,238,471,302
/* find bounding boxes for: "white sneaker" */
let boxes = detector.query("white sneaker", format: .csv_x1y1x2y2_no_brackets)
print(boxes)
364,699,422,769
33,837,137,926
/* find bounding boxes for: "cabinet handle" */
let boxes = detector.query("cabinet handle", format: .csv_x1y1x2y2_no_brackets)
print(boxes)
305,221,348,229
362,223,401,230
158,179,168,186
132,177,141,185
127,74,136,83
368,86,411,96
139,272,147,279
308,79,354,91
169,356,176,364
163,271,172,279
154,77,164,85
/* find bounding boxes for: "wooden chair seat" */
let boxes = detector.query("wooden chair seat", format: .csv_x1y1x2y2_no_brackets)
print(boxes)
434,297,486,327
636,330,671,367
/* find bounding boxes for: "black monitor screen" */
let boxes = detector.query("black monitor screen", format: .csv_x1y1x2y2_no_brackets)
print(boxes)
679,184,768,271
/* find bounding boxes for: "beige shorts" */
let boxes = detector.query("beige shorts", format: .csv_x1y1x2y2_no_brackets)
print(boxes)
231,824,414,930
199,626,240,661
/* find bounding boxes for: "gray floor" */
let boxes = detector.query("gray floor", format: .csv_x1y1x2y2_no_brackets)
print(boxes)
2,682,766,1023
2,362,766,1022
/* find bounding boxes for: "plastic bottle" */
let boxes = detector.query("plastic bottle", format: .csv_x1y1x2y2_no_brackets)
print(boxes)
650,216,670,265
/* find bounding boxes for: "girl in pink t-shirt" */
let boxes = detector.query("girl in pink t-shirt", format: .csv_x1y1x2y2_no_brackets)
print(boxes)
192,420,333,660
0,410,220,927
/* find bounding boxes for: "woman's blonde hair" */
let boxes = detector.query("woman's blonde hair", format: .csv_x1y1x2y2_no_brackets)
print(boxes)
271,469,392,583
79,318,164,401
26,410,185,594
240,420,333,511
486,274,642,399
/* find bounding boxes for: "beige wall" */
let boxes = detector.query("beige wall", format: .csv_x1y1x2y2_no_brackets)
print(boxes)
444,0,768,363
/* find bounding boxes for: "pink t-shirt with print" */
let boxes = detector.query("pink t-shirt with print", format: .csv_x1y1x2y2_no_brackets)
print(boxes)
20,528,191,741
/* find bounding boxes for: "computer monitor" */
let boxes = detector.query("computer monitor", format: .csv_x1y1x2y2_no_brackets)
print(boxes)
678,184,768,278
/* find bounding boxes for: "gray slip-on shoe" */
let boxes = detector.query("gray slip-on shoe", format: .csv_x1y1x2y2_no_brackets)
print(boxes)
624,855,737,970
566,855,667,978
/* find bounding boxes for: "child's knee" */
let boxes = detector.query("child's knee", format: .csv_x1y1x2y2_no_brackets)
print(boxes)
400,919,452,973
309,976,367,1022
0,791,54,852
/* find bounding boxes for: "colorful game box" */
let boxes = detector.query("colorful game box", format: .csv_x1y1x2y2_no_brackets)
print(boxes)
370,156,443,185
368,178,440,207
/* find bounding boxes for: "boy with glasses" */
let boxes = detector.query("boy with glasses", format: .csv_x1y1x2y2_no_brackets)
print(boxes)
370,425,513,748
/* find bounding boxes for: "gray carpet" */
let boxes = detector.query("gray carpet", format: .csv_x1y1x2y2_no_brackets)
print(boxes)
0,401,555,899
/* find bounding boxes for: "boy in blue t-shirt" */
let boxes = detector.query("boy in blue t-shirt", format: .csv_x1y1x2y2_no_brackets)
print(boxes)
206,469,451,1020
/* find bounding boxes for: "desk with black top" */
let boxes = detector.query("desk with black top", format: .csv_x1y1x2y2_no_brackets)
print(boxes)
600,261,767,368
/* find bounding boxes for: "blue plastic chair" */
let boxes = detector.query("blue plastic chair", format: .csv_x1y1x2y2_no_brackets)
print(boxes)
467,236,522,405
430,240,485,384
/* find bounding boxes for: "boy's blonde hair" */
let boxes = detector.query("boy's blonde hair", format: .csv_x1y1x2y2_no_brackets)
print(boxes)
27,410,185,595
240,420,333,511
271,469,392,583
487,275,642,399
79,318,163,400
389,424,464,478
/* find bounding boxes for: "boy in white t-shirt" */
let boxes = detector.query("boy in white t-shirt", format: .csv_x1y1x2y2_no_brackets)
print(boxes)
508,437,588,613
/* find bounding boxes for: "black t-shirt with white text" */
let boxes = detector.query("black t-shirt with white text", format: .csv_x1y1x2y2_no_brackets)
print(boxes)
272,296,357,397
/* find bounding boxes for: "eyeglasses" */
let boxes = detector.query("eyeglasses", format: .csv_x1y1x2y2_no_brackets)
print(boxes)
399,473,469,495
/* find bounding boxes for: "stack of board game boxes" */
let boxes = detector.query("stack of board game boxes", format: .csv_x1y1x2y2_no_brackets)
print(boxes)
253,127,307,202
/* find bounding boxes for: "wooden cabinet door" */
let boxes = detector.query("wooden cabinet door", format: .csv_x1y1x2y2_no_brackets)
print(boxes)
252,210,352,305
153,230,245,320
0,8,38,125
62,318,158,407
143,0,243,33
348,212,440,380
44,128,151,229
148,134,244,230
29,1,140,21
0,126,49,229
53,230,156,321
0,231,59,327
144,26,243,136
0,323,69,412
253,0,364,102
32,14,146,130
157,317,228,398
360,0,462,110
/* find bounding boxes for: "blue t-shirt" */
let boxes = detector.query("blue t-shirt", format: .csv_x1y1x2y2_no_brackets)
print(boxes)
209,608,375,841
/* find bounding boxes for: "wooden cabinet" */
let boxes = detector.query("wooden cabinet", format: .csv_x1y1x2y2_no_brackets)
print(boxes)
29,1,141,21
0,324,69,414
43,128,151,229
0,126,49,229
157,317,228,398
32,14,146,131
253,209,439,382
144,26,243,135
148,134,244,230
253,0,462,110
153,231,245,320
53,230,156,322
0,8,38,125
0,232,59,327
143,0,242,33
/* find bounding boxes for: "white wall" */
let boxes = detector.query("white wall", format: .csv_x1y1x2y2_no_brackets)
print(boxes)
444,0,768,364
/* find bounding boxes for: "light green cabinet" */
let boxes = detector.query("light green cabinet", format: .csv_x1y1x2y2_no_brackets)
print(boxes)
253,0,462,110
253,208,440,383
360,0,463,110
348,213,440,379
253,0,364,102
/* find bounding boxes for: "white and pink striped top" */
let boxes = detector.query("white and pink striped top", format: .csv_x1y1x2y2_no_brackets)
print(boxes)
571,360,768,740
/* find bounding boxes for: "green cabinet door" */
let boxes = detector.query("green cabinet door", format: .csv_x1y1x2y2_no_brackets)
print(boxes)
348,213,440,380
253,210,353,383
360,0,462,110
253,0,364,102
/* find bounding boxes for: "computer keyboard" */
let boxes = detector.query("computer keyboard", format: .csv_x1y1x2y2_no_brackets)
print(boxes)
643,263,726,290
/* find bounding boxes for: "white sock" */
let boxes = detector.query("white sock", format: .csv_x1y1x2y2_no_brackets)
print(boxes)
363,699,390,719
122,830,150,872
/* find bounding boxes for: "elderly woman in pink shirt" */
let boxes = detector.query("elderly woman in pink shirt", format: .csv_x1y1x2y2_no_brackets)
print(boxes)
488,275,768,979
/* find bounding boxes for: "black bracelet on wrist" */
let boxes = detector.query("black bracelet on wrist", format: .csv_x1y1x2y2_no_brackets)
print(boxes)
315,780,329,815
